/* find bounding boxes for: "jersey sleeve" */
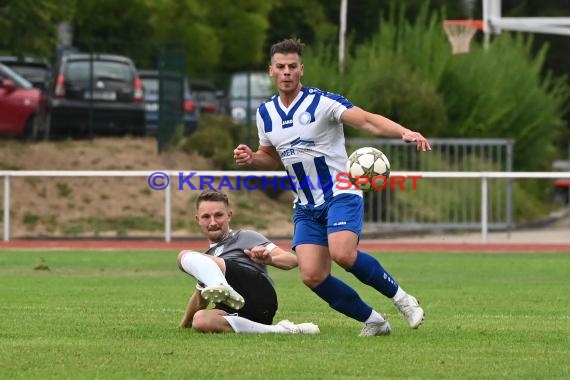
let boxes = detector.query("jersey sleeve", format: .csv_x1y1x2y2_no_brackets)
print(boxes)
322,91,354,123
239,230,272,248
257,109,272,147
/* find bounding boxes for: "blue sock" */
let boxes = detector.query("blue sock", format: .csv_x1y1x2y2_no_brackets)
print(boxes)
311,274,372,322
348,251,399,298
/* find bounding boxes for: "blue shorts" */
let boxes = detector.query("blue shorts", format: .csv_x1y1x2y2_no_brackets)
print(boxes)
292,194,363,249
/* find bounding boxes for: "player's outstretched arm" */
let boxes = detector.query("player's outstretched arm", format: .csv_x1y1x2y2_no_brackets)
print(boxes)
341,107,431,152
179,289,209,328
244,245,298,270
234,144,282,170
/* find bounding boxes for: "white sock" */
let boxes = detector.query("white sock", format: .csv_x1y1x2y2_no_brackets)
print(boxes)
179,251,229,287
223,315,288,334
365,310,386,324
392,286,407,302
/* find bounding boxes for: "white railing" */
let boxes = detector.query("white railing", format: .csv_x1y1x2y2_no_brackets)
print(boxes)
2,170,569,243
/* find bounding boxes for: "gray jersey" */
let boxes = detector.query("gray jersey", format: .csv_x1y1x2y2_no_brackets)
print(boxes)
204,229,274,285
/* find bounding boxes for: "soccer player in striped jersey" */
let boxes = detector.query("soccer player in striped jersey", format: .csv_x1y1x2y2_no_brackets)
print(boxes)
234,38,431,336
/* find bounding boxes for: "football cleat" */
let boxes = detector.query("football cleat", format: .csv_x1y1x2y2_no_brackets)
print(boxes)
393,294,425,329
359,319,392,336
201,284,245,310
276,320,320,335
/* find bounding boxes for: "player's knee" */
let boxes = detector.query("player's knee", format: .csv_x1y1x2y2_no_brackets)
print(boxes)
330,249,357,270
176,250,198,272
191,310,211,333
176,250,187,271
300,272,327,288
192,310,209,332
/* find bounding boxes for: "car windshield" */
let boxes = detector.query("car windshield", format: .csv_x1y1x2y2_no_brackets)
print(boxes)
141,77,159,94
230,73,272,99
66,61,133,83
8,66,49,82
0,64,32,88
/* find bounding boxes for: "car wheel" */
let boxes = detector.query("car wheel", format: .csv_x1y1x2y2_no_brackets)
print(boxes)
41,113,51,141
22,115,39,142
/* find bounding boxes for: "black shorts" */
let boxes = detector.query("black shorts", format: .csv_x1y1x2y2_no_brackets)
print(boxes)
215,260,278,325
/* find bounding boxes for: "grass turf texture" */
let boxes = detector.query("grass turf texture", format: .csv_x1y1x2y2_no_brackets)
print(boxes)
0,249,568,379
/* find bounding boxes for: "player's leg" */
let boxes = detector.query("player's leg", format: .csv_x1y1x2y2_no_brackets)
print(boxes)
327,194,425,328
222,315,319,334
177,250,244,309
177,250,228,284
192,309,291,333
296,243,390,336
219,261,319,334
191,309,235,333
293,208,389,335
329,230,399,298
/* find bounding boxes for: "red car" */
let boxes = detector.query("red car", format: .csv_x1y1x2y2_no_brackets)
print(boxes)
0,63,48,139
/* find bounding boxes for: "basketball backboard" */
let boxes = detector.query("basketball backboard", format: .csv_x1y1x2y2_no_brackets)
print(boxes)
482,0,570,36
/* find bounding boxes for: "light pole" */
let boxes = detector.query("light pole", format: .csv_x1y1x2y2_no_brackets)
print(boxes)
339,0,347,74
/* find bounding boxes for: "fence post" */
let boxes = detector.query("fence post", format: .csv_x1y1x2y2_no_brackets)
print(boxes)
506,141,514,237
164,180,171,242
3,175,10,242
481,175,488,243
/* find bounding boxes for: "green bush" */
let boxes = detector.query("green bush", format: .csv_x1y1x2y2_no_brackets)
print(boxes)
440,34,569,170
302,3,569,224
303,3,569,171
181,114,255,169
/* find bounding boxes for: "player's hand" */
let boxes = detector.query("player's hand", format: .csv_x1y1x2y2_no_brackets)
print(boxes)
234,144,254,166
244,245,273,264
402,131,431,152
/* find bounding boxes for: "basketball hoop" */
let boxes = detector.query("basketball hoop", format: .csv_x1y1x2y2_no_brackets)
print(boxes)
443,20,484,54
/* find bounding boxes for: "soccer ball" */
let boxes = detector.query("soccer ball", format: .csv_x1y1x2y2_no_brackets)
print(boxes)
346,147,391,191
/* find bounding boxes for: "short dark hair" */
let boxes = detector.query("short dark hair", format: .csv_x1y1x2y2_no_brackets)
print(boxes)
195,190,230,209
270,38,304,58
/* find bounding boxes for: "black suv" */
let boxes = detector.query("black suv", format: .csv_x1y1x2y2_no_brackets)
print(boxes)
50,53,145,137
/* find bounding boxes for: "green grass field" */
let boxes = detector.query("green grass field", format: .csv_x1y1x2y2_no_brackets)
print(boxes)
1,249,569,379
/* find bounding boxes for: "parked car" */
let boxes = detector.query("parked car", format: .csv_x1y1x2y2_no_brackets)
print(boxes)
0,56,53,93
189,79,222,114
0,63,49,140
227,71,273,124
138,70,198,136
50,53,145,137
553,160,570,204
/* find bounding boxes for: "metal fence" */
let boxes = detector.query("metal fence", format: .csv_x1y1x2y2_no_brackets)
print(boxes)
346,138,514,231
156,47,185,153
2,170,568,243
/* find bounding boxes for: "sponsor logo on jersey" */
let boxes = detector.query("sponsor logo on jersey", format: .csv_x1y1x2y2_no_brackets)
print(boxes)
280,148,296,158
214,245,224,256
298,111,312,126
290,137,315,147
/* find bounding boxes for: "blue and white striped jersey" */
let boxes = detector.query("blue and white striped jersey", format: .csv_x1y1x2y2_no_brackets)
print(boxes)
256,86,362,207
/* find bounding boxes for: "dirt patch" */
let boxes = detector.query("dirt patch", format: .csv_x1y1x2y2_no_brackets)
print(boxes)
0,137,294,239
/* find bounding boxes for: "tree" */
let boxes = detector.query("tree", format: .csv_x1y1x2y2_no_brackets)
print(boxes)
205,0,278,73
0,0,75,60
73,0,154,67
266,0,336,48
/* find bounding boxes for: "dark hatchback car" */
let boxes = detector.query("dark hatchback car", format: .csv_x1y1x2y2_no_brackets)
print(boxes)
0,63,49,139
0,56,53,93
50,53,145,137
139,70,198,136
